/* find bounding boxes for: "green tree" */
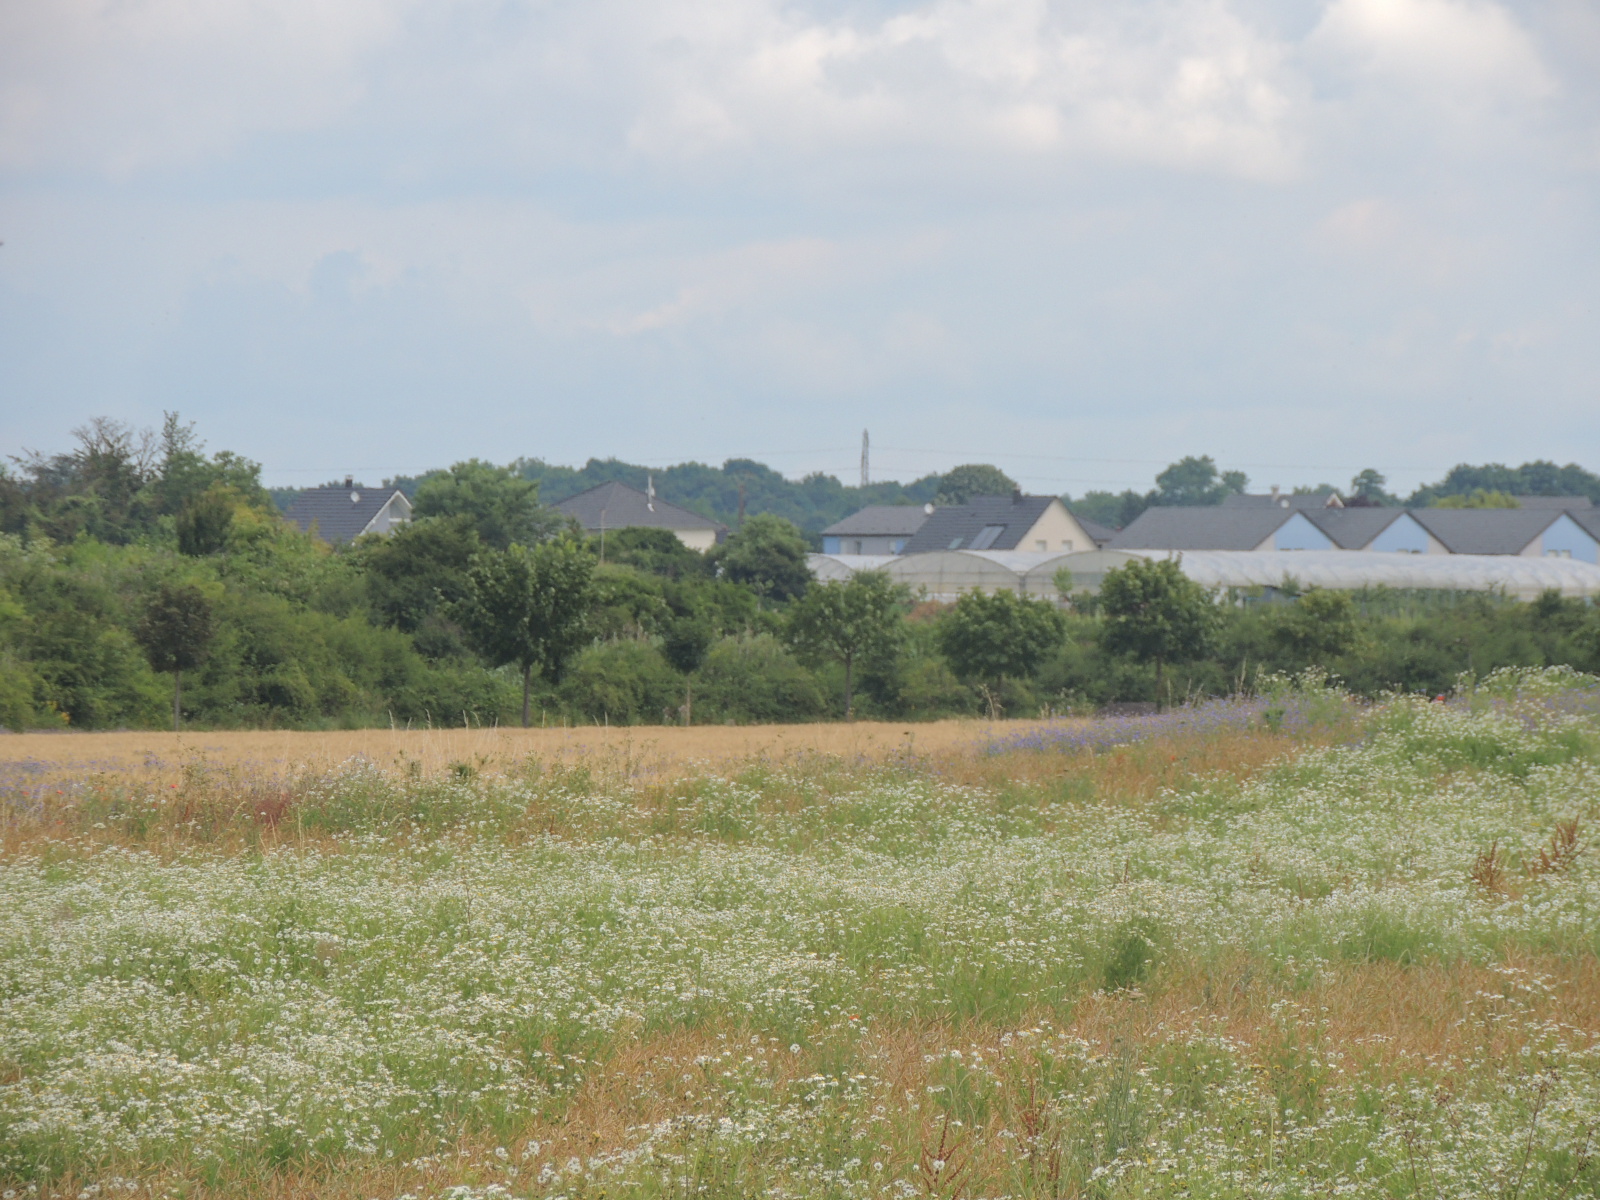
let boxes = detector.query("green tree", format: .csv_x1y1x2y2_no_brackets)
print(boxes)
413,460,561,549
1099,558,1217,709
787,571,907,718
1268,588,1359,665
133,583,217,730
592,527,706,578
713,514,812,603
175,486,236,556
1348,469,1398,506
936,589,1067,716
453,538,595,726
935,464,1018,504
1150,456,1248,507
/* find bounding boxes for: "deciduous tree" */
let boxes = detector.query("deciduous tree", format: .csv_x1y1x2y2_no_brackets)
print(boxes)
712,514,812,604
1099,557,1217,709
936,589,1066,717
133,583,216,730
453,538,595,726
788,571,907,718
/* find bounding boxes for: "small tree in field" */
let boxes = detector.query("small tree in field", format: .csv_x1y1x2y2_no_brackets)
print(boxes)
453,538,595,726
134,583,216,730
788,570,906,719
1099,557,1217,709
936,588,1066,718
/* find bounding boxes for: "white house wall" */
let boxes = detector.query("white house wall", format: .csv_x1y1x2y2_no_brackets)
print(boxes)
1018,500,1095,554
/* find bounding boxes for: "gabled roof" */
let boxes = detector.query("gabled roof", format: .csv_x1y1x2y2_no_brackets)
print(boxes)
822,505,931,537
1408,508,1577,555
1075,516,1116,547
902,495,1059,554
1306,508,1410,550
554,482,724,534
284,486,410,543
1108,506,1297,551
1222,492,1343,510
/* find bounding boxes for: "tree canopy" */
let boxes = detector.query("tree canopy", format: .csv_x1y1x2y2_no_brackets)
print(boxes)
412,460,563,549
936,589,1067,715
712,514,812,604
934,464,1018,505
1099,557,1218,708
788,571,908,718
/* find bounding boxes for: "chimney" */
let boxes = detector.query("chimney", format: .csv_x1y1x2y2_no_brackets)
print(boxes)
1270,485,1280,503
344,476,354,488
1012,486,1023,504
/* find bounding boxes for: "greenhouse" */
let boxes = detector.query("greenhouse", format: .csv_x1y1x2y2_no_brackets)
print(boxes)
806,548,1600,601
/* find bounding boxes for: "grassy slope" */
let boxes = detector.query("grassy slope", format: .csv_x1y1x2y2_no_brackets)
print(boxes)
2,672,1599,1197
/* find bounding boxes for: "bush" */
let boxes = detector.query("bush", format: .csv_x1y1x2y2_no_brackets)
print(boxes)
691,634,827,724
561,640,683,725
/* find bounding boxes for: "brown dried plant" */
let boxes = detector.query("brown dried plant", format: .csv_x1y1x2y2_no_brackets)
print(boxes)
1470,840,1509,894
1526,819,1583,878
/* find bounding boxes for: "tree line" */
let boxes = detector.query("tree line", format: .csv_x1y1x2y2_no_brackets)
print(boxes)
5,418,1600,731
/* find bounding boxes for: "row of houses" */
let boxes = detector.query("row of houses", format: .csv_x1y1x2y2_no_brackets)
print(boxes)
280,478,1600,595
826,492,1600,562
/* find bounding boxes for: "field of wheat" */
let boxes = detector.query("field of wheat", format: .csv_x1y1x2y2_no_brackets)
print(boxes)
3,671,1599,1198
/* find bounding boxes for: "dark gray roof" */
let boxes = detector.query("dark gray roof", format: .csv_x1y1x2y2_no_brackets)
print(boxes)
1108,506,1295,551
1075,516,1116,547
284,487,409,543
1570,509,1600,539
1221,492,1343,510
1305,508,1408,550
902,495,1058,553
1408,509,1568,554
822,505,931,537
554,482,724,534
1509,495,1593,510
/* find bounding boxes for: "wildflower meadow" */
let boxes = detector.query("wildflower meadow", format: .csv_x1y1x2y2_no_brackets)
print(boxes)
3,668,1599,1198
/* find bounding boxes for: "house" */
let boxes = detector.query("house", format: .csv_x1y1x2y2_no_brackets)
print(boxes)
285,480,412,543
553,481,725,551
902,494,1096,555
1409,509,1599,562
821,505,932,555
1307,509,1442,553
1108,506,1335,552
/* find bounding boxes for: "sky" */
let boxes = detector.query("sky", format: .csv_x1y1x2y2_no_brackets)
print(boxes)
2,0,1598,498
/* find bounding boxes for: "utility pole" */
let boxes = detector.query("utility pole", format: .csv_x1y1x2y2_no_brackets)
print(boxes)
860,429,869,488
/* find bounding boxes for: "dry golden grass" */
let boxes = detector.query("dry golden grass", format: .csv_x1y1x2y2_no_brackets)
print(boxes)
0,718,1065,784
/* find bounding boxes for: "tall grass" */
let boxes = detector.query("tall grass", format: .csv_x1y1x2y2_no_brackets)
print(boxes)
2,670,1598,1197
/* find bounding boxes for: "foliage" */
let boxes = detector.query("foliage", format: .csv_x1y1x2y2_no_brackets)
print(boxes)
1150,455,1249,506
351,513,481,650
1348,468,1399,506
452,538,596,724
560,639,683,725
691,633,828,723
1266,588,1360,667
936,589,1067,712
594,526,707,578
1408,460,1600,506
711,513,813,604
175,485,238,556
1433,489,1522,509
411,459,562,549
787,571,908,718
1100,557,1219,706
133,583,216,676
934,463,1017,504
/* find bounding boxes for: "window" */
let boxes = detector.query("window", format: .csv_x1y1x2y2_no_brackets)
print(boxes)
969,525,1006,550
948,537,965,550
892,539,906,553
848,540,863,554
1546,548,1573,558
1034,539,1047,552
1061,539,1073,551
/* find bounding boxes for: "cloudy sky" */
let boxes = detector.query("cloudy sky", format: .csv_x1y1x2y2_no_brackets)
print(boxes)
2,0,1597,496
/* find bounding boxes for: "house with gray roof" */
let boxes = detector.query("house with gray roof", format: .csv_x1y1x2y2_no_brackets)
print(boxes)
1109,506,1335,552
1307,508,1439,552
285,480,412,543
821,505,931,555
903,495,1096,556
554,482,725,551
1409,509,1598,561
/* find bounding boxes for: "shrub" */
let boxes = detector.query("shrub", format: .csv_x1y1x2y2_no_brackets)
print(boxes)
691,633,827,724
561,640,683,725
